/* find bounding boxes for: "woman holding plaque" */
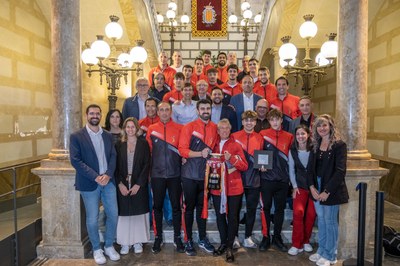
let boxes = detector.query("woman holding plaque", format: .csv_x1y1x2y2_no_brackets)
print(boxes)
210,119,248,263
308,114,348,266
115,117,151,255
287,124,316,256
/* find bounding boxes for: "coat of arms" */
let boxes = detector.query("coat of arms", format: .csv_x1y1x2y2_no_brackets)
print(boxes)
202,2,217,26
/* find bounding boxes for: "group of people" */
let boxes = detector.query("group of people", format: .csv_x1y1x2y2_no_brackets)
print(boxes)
70,50,349,266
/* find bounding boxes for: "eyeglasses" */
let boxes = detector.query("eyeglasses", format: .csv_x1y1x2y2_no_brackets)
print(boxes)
256,106,268,109
137,84,148,88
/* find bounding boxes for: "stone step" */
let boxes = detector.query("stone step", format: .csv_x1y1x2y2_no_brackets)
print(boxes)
150,217,317,244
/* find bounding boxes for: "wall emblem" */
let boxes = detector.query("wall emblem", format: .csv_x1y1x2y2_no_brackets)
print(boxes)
202,3,217,26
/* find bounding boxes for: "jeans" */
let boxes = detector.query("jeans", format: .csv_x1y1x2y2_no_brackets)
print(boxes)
315,177,339,261
80,182,118,251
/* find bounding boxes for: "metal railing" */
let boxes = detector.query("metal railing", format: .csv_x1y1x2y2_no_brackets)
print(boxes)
0,161,42,266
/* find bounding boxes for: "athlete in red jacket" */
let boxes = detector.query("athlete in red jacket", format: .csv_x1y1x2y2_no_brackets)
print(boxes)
178,99,218,256
211,119,248,262
259,108,294,252
138,98,160,137
146,102,184,254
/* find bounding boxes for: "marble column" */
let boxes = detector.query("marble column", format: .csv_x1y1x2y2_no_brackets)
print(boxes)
32,0,89,259
336,0,388,261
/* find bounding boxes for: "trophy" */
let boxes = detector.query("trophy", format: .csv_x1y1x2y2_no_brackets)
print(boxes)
207,153,223,190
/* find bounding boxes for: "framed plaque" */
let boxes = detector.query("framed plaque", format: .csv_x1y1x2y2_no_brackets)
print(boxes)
254,150,273,169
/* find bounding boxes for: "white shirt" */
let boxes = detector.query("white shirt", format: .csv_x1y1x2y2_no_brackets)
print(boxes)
243,93,254,111
219,139,228,153
86,124,107,175
137,96,147,120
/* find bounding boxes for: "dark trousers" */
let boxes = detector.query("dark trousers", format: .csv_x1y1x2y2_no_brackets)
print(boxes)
260,179,289,237
151,177,182,238
212,194,242,248
244,187,260,238
182,177,207,241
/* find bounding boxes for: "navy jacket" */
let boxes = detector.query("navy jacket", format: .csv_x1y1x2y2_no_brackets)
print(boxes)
230,93,262,129
220,105,238,132
70,127,117,191
122,94,140,120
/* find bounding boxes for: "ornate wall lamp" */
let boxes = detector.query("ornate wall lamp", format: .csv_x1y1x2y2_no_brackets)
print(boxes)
81,15,148,110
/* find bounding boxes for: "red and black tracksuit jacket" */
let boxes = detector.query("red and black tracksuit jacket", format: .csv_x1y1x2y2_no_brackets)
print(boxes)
269,93,300,131
146,120,183,178
231,130,264,188
259,128,294,182
178,119,218,180
139,116,160,137
220,82,243,105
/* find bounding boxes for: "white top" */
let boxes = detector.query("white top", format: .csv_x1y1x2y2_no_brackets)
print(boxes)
288,149,310,189
243,93,254,111
86,125,107,175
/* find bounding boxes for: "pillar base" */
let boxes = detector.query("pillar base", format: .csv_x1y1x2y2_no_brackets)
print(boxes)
32,156,89,259
37,238,91,259
338,158,388,261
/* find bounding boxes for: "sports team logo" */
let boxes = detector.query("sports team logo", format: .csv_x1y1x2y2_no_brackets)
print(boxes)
202,3,217,26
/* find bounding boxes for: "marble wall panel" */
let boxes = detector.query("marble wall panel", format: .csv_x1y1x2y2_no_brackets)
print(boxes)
18,115,49,133
367,139,385,156
375,61,400,85
0,1,10,19
0,56,12,77
0,86,32,106
374,116,400,133
0,141,33,163
368,42,387,63
392,35,400,55
376,8,400,37
17,62,47,85
389,142,400,160
35,92,52,109
0,114,14,134
390,89,400,107
0,27,30,55
34,43,51,63
367,92,385,109
16,7,46,38
37,138,52,156
219,42,237,50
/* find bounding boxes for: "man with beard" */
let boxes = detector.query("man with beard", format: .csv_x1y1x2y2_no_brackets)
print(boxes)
253,67,277,104
179,99,218,256
148,51,176,89
210,87,237,132
220,64,243,105
269,76,300,131
149,72,171,102
230,75,262,129
217,52,228,83
70,104,120,264
138,98,160,137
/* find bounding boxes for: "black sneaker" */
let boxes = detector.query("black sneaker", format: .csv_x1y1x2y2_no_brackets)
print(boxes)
185,240,197,256
198,237,215,253
259,236,271,251
226,247,234,263
152,237,163,254
174,236,185,253
213,244,227,256
272,236,288,252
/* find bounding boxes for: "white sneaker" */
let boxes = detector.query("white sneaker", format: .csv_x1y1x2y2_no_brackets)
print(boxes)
243,236,257,248
104,246,120,261
309,252,322,262
93,249,106,265
233,236,241,249
120,245,130,255
316,257,330,266
134,243,143,253
288,246,303,255
304,243,313,252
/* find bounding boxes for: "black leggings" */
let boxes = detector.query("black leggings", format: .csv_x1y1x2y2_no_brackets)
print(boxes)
244,187,260,238
260,179,289,237
151,177,182,238
181,177,207,241
212,194,242,248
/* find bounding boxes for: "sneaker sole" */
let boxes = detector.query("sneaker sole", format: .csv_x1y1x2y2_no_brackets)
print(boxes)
185,251,197,256
151,242,163,254
173,243,185,253
199,246,214,253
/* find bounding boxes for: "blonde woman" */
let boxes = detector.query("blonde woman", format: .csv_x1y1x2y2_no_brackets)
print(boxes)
308,114,349,266
115,117,151,254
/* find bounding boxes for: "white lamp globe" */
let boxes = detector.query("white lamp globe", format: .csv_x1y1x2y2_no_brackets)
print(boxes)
118,52,133,68
157,13,164,23
166,9,176,19
228,14,238,24
254,13,262,24
241,1,251,11
299,20,318,39
321,39,338,60
240,19,246,27
81,48,99,65
181,14,190,24
130,45,148,64
279,57,296,68
315,53,330,66
91,36,110,59
279,42,297,61
168,1,177,11
243,9,253,19
105,21,123,40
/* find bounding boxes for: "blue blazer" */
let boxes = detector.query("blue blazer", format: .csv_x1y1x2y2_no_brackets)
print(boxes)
230,93,262,129
122,94,140,120
220,105,238,132
70,127,117,191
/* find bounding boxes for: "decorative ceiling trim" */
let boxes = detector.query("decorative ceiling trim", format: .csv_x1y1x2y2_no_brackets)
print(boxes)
254,0,276,59
143,0,162,55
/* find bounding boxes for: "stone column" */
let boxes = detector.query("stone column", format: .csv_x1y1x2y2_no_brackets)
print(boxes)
336,0,388,261
32,0,89,258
